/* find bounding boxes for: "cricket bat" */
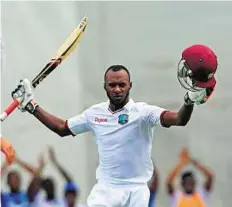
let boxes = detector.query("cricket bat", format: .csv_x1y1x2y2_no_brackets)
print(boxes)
0,16,88,122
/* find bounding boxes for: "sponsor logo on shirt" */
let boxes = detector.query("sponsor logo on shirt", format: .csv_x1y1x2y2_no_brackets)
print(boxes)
95,117,108,123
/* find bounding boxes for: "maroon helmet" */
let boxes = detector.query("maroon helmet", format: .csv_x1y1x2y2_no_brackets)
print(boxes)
177,44,218,91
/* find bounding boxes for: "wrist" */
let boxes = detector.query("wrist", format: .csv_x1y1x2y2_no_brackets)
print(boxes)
51,159,58,165
26,100,39,114
179,161,187,167
191,159,197,165
184,92,194,106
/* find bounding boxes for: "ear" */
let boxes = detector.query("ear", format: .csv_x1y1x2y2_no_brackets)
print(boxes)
103,83,106,89
130,82,132,88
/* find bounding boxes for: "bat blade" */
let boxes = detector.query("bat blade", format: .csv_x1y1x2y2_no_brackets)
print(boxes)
0,16,88,122
32,16,88,88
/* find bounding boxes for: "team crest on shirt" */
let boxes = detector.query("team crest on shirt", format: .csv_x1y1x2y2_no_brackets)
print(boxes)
118,114,129,125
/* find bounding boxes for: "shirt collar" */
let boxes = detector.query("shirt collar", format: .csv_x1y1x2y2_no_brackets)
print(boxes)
124,98,134,111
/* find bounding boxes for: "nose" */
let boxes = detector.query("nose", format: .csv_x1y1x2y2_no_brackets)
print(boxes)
114,85,121,93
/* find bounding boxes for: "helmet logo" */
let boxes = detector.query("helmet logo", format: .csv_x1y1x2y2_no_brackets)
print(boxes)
208,73,214,79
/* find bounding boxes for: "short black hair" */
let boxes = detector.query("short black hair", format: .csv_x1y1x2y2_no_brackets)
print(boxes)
41,177,54,187
7,170,20,182
181,171,194,181
104,65,131,82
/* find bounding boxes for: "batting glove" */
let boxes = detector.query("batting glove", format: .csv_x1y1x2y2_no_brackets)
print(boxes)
11,78,38,114
184,87,215,105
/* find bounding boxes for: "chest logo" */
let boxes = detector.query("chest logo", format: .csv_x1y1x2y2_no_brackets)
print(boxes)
118,114,129,125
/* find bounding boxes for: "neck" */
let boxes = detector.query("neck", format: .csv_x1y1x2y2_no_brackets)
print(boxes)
109,98,129,112
10,188,20,193
46,194,55,201
185,190,194,195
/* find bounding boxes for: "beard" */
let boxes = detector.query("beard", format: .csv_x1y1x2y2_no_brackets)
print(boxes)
106,90,130,110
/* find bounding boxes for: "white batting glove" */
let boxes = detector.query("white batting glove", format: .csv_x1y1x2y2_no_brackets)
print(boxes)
11,78,38,114
184,88,209,105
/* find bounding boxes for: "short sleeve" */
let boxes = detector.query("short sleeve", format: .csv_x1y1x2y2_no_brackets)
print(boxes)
142,104,167,126
67,109,91,136
198,187,209,202
169,191,180,207
1,193,7,206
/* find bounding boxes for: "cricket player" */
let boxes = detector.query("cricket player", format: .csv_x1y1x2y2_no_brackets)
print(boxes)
11,44,218,206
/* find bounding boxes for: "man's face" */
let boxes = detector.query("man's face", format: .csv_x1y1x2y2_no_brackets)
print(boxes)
65,191,77,206
7,172,21,191
182,176,196,194
104,70,131,106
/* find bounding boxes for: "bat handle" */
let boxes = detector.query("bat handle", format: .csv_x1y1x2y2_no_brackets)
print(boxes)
0,98,21,122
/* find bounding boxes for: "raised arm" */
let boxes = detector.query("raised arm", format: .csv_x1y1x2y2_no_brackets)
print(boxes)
1,136,16,165
48,147,72,182
11,79,89,137
1,162,9,176
14,156,38,175
33,106,72,137
191,159,214,192
166,43,217,127
161,104,194,127
27,154,46,202
161,87,215,128
166,162,186,196
166,148,190,195
11,79,71,137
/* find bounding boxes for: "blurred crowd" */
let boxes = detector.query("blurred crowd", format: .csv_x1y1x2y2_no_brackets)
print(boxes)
1,147,85,207
1,147,214,207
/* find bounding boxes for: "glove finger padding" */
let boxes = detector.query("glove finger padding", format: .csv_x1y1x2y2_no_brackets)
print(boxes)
11,83,23,99
197,86,215,105
22,78,33,96
185,84,216,105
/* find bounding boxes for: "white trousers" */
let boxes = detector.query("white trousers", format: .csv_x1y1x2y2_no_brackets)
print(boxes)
87,183,150,207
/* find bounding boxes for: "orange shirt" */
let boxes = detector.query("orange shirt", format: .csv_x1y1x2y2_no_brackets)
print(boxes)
176,193,206,207
170,189,208,207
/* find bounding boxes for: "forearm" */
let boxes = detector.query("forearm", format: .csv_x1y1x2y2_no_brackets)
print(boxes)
177,103,194,125
15,158,37,175
26,161,45,200
166,162,186,184
1,162,8,176
166,162,185,195
27,177,42,202
192,159,214,178
53,160,72,182
192,159,214,191
33,106,69,137
161,103,194,127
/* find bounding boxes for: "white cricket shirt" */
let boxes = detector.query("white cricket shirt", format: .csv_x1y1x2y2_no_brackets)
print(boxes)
67,99,166,186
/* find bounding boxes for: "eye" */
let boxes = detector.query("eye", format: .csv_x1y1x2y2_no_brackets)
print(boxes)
118,83,126,87
107,82,127,88
108,83,117,88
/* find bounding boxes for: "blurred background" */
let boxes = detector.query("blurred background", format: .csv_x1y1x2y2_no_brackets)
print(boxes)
1,1,232,206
